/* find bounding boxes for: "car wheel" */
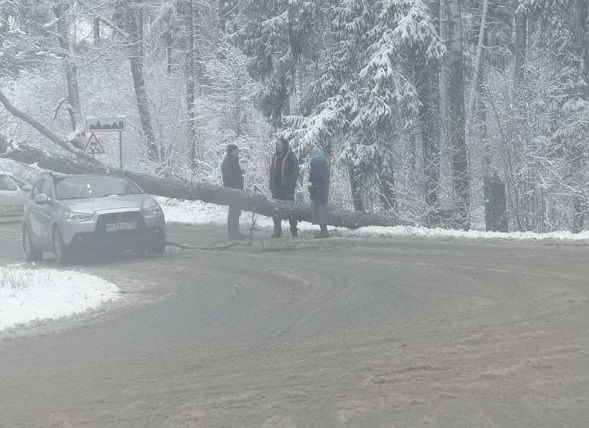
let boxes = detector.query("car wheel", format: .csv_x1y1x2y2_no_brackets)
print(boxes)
147,234,166,255
53,227,70,264
23,224,42,261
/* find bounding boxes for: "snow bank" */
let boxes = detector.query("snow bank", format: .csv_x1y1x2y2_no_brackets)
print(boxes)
0,266,120,331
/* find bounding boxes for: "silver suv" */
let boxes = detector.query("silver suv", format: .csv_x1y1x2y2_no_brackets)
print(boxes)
22,173,165,263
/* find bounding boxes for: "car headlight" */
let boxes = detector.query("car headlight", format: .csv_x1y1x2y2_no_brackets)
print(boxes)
65,212,94,222
142,204,162,217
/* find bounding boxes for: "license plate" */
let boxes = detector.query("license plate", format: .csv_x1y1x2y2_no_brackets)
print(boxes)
105,221,137,232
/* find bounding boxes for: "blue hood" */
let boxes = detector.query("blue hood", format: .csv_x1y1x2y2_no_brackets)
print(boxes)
310,146,324,160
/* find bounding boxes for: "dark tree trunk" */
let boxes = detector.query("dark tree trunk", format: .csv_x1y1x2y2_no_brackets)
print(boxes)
572,194,585,233
180,0,198,171
439,0,450,157
164,31,173,75
348,165,365,213
509,1,529,231
446,0,470,229
571,0,589,233
582,0,589,100
484,173,508,232
419,0,441,212
53,2,84,149
0,133,9,153
129,54,159,162
376,152,397,212
513,4,527,105
94,18,101,46
418,68,440,211
116,0,159,162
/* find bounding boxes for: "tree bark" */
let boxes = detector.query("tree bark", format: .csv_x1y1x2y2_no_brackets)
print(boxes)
513,3,527,107
412,2,442,215
94,18,101,46
348,165,365,213
465,0,488,145
181,0,198,171
3,143,410,229
572,193,585,233
509,0,529,231
0,133,9,153
53,2,84,149
375,151,397,212
116,0,159,162
570,0,588,232
582,0,589,100
417,61,440,212
446,0,470,229
439,0,450,158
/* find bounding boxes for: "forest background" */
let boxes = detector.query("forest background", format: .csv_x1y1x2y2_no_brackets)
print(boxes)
0,0,588,233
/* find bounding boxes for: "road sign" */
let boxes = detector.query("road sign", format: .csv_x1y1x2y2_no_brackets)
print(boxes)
85,116,126,132
84,132,106,155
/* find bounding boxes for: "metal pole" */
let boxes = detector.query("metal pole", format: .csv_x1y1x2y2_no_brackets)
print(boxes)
119,130,123,170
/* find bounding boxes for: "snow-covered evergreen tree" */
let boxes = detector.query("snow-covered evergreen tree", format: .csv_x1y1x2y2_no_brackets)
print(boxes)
228,0,321,130
285,0,443,213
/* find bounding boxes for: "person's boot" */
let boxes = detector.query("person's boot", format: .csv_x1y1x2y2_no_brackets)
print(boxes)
315,225,329,238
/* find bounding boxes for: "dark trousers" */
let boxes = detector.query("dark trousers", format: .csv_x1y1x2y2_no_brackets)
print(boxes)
272,216,297,236
227,204,241,239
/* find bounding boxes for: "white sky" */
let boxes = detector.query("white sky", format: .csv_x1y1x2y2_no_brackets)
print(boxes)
1,198,588,333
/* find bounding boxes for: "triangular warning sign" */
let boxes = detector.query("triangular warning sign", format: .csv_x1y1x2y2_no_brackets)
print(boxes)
84,132,106,154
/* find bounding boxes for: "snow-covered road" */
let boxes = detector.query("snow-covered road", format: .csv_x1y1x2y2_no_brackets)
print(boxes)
1,198,589,333
1,210,588,427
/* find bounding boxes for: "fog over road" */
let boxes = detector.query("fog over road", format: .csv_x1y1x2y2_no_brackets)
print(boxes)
0,223,588,427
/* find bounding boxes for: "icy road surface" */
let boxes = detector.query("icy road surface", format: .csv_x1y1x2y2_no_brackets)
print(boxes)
0,222,588,427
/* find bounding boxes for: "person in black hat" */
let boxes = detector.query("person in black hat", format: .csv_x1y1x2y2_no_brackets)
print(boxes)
221,143,245,240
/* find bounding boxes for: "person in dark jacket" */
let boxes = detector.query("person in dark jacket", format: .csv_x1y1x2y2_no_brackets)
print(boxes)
269,137,299,237
221,143,245,240
308,146,330,237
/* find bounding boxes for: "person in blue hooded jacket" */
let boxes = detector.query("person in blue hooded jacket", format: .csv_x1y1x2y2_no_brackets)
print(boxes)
308,146,330,238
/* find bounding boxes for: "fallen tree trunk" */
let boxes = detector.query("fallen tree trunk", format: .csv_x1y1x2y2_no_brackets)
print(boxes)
4,144,411,229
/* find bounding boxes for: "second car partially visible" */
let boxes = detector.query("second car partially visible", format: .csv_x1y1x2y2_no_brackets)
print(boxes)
0,172,32,217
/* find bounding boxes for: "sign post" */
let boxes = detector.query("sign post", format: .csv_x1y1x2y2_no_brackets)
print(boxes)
85,116,126,170
119,131,123,172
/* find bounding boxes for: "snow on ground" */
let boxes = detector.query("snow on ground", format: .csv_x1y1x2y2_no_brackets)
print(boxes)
160,198,589,242
2,197,588,334
0,266,120,332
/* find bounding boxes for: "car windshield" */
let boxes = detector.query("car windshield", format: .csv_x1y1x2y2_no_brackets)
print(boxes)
0,175,17,191
55,176,142,200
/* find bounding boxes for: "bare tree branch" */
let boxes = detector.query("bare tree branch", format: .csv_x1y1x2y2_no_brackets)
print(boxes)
52,98,68,120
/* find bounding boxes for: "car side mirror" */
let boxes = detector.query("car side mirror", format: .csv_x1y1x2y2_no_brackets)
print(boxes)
34,193,49,205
